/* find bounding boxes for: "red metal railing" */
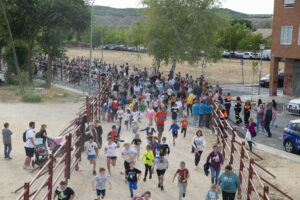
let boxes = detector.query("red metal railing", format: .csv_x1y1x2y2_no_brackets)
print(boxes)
14,76,112,200
211,101,294,200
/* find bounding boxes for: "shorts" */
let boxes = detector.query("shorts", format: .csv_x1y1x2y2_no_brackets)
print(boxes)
172,131,178,137
88,154,96,160
124,161,130,171
157,124,164,133
25,147,34,158
96,189,106,197
156,169,166,176
107,156,117,160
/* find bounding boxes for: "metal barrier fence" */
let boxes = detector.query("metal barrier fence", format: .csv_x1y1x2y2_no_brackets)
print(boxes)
14,76,112,200
211,101,293,200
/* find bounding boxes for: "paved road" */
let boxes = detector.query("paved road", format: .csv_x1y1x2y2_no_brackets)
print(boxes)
222,85,299,153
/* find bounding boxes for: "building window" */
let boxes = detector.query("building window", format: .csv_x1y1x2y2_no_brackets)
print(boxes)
284,0,295,7
280,26,293,45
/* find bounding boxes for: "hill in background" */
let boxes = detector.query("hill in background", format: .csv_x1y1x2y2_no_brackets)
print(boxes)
93,6,273,29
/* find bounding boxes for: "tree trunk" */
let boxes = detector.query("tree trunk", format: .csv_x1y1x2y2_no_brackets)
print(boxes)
27,40,33,85
170,55,177,77
0,0,24,94
46,54,53,88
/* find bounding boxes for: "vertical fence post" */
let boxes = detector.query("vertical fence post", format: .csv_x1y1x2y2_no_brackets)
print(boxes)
263,186,269,200
24,182,30,200
98,93,101,122
75,127,81,171
60,66,63,81
47,154,54,200
239,142,246,186
211,111,215,135
247,159,254,200
65,133,72,180
230,131,236,165
86,96,90,123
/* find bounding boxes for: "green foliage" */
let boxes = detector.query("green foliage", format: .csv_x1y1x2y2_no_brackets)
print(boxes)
3,40,28,73
217,23,250,52
142,0,225,72
238,33,267,51
93,6,140,17
126,21,145,47
232,19,255,31
21,93,42,103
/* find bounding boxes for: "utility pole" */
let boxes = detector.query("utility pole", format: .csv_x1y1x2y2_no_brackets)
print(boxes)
258,44,265,95
101,29,104,61
88,0,95,96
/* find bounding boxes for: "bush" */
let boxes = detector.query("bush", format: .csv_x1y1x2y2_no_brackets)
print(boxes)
21,93,42,103
63,92,69,97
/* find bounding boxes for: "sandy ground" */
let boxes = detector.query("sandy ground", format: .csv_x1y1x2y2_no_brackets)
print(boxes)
1,101,298,200
66,48,285,85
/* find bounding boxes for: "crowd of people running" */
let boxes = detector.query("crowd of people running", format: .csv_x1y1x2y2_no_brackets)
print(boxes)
3,58,265,200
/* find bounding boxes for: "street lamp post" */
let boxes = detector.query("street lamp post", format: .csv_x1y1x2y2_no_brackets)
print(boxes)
88,0,95,96
258,44,265,95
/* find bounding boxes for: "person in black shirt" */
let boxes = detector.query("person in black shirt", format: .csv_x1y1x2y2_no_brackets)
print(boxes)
54,181,75,200
121,162,142,198
160,137,170,155
36,124,48,145
131,134,142,158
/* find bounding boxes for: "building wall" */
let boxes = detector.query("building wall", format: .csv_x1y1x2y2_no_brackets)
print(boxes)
271,0,300,59
283,59,294,95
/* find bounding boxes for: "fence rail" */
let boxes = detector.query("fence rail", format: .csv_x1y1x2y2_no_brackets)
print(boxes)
211,100,293,200
14,75,112,200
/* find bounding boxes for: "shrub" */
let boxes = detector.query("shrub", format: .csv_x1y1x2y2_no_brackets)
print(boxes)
21,93,42,103
63,92,69,97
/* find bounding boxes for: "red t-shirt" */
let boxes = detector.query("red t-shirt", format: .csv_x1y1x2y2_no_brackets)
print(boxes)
108,130,117,141
112,101,118,109
181,119,188,128
176,168,189,183
156,111,166,125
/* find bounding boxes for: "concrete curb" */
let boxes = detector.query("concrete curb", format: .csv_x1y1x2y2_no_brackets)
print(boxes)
255,143,300,163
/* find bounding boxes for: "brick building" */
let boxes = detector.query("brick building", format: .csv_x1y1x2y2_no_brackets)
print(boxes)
270,0,300,96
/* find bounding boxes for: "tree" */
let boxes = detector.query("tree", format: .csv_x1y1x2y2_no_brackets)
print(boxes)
217,23,250,53
142,0,224,75
0,0,24,93
232,19,255,31
38,0,90,88
126,20,145,48
238,33,267,51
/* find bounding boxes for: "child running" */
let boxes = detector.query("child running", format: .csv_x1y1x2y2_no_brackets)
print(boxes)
160,137,170,156
121,143,137,181
205,184,220,200
141,144,155,182
169,120,180,146
120,161,142,198
84,136,99,175
132,134,142,159
92,168,112,200
151,152,169,191
104,137,120,175
124,110,131,130
140,121,156,137
192,130,206,169
132,119,139,138
172,161,190,200
180,115,188,138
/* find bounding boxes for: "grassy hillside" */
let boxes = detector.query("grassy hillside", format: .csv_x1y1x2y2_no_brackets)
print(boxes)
93,6,272,28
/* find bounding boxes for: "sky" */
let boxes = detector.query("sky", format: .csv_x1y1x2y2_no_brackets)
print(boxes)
94,0,274,15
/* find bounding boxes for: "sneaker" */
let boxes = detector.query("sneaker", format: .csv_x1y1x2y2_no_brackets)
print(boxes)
93,170,96,175
183,193,186,198
5,158,9,160
26,166,34,170
149,176,152,179
143,177,146,182
158,183,161,188
161,185,164,191
23,165,27,169
130,194,134,198
8,157,12,160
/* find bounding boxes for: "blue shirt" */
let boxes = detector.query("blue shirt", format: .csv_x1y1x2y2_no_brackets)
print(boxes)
192,104,199,115
205,190,220,200
199,103,205,115
169,124,180,133
218,172,240,193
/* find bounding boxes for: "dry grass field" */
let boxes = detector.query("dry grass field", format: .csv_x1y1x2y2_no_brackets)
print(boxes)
66,48,285,85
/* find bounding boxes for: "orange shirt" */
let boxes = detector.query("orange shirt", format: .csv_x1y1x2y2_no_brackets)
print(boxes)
181,119,188,128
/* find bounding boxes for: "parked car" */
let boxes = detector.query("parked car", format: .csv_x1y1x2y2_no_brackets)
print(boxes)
0,72,5,85
283,119,300,153
252,53,260,60
222,51,230,58
262,49,271,60
287,98,300,116
242,52,253,59
127,46,137,52
259,72,284,87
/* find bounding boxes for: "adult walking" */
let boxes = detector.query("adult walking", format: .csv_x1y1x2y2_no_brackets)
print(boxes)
186,92,194,117
192,130,206,168
24,122,36,170
206,145,224,185
234,97,242,125
224,93,232,116
264,104,273,137
217,165,241,200
243,101,251,127
192,100,199,127
2,122,13,160
255,104,265,133
155,106,167,143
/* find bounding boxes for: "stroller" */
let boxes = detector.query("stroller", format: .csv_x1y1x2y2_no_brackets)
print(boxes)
32,138,49,168
47,136,64,157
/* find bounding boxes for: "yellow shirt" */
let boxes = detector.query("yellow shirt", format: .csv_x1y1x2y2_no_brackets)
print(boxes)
141,150,154,166
187,93,194,104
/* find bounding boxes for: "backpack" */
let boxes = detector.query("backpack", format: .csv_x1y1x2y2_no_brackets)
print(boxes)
23,130,27,142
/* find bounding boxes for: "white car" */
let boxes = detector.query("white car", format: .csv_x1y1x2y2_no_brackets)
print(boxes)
0,72,5,85
287,98,300,115
242,52,253,59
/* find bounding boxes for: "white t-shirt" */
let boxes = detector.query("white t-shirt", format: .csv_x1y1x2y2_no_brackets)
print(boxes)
167,88,173,96
117,110,124,119
84,141,98,155
24,129,35,148
132,111,140,120
176,101,183,108
145,93,151,101
124,113,131,121
105,142,117,157
192,136,206,151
